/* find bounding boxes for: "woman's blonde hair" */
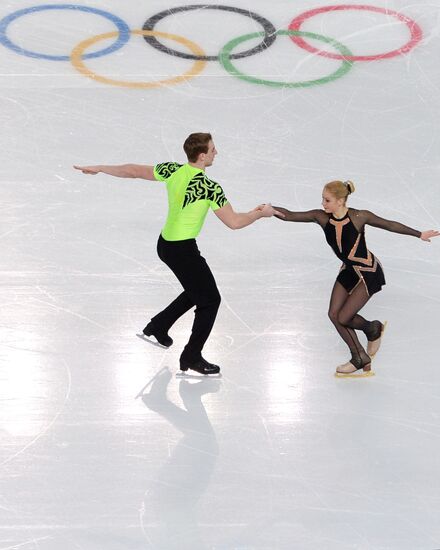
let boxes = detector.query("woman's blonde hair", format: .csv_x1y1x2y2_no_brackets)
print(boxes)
324,180,356,202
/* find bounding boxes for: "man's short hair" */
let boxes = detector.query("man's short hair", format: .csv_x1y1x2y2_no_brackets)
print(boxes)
183,133,212,162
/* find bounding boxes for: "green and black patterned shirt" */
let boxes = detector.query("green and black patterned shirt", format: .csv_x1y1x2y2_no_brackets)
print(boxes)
154,162,228,241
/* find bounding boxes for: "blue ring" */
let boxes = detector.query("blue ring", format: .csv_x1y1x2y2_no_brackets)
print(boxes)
0,4,130,61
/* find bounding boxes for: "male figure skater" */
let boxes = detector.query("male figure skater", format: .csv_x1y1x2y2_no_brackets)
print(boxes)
75,132,279,375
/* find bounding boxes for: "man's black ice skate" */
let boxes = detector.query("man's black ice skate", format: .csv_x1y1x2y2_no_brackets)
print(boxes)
179,357,220,375
143,322,173,348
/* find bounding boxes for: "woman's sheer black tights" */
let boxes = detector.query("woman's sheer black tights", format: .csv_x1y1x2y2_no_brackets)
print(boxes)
328,281,374,365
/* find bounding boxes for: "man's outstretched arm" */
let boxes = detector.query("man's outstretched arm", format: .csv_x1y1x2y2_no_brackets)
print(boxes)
214,202,282,230
73,164,156,180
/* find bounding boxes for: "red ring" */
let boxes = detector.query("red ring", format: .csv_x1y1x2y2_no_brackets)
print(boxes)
288,4,423,61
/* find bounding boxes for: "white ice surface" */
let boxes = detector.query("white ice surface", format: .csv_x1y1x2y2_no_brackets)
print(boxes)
1,1,440,549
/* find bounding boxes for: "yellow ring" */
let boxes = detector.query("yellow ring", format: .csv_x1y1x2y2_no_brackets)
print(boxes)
70,29,206,88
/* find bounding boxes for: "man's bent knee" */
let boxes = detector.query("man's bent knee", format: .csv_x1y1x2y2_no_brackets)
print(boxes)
196,290,221,311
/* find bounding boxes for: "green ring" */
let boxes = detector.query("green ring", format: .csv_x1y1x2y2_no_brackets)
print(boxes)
219,30,354,88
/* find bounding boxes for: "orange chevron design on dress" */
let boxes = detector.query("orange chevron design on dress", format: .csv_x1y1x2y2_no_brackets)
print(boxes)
348,234,373,266
353,257,379,296
330,218,350,253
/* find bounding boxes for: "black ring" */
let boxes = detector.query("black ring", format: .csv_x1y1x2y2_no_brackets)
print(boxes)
142,5,277,61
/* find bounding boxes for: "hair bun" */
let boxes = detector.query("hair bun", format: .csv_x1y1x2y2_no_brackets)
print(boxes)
344,180,355,195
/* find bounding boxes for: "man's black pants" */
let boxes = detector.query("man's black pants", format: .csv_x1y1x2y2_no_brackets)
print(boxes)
151,235,221,362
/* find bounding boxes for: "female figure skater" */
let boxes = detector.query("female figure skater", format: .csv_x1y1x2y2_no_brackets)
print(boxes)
274,181,439,376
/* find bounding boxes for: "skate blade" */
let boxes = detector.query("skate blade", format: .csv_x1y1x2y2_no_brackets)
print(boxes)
176,371,222,379
334,370,375,379
136,333,169,349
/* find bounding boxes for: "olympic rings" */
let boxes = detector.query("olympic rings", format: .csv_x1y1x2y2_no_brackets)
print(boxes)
0,5,130,61
288,5,423,62
70,30,207,89
220,30,353,88
142,5,276,62
0,3,425,89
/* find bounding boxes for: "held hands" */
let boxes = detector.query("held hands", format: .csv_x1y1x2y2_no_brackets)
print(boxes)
253,203,285,218
271,206,289,220
73,165,101,175
420,230,440,242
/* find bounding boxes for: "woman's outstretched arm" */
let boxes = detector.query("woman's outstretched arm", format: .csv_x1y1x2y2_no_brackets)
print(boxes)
273,207,328,227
